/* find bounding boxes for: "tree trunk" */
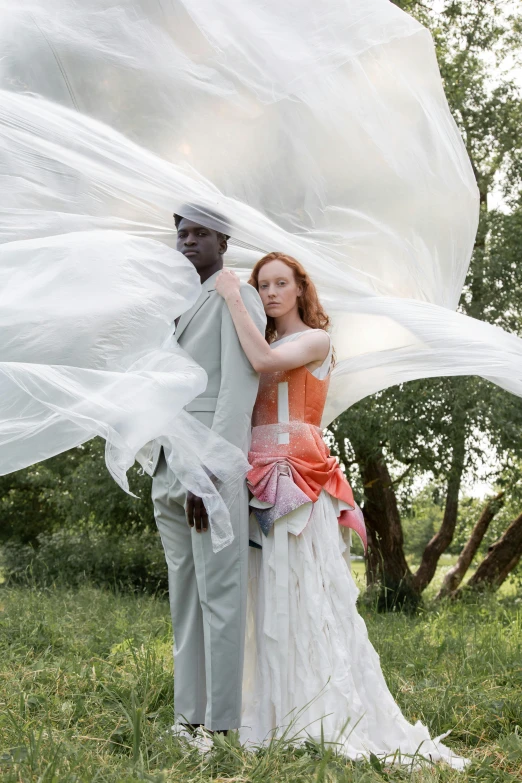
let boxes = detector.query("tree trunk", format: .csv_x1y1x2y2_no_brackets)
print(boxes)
436,491,505,599
356,446,419,611
456,512,522,592
412,423,466,593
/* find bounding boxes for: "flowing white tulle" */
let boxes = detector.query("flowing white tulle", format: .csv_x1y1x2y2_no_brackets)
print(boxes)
0,228,248,551
0,2,521,533
241,491,467,768
0,230,201,484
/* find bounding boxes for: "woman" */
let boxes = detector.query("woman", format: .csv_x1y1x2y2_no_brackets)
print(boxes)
215,252,466,767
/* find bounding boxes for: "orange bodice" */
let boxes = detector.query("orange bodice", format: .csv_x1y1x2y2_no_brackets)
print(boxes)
252,365,329,428
248,364,367,549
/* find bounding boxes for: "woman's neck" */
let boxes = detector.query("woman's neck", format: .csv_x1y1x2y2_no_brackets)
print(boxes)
273,310,308,340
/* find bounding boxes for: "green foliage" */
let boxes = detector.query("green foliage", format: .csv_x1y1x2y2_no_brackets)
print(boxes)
1,528,167,593
0,586,521,781
48,439,153,534
448,495,486,554
449,490,522,558
401,485,443,558
331,1,522,592
0,453,76,545
1,1,521,597
431,2,522,207
0,438,154,546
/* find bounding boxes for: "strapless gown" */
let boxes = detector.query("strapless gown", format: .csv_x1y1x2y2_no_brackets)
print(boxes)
240,331,467,769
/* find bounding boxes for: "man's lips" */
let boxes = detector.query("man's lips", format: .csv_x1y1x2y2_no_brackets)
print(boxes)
183,249,199,257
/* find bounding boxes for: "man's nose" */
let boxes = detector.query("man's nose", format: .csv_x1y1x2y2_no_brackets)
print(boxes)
184,235,197,245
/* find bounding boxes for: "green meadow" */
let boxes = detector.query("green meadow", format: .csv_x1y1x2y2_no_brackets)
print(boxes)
1,577,520,783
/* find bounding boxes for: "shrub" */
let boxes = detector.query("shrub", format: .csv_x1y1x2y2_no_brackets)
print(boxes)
0,438,154,546
1,528,168,593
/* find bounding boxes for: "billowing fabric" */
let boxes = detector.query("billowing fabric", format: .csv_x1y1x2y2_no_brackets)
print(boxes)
241,491,467,768
0,229,248,551
1,1,522,539
0,231,201,483
248,364,367,548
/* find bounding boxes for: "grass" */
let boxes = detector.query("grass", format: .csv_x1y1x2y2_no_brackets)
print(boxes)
349,554,518,598
0,585,521,782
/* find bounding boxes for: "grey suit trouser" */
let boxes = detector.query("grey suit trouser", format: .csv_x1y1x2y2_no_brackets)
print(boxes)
151,446,249,730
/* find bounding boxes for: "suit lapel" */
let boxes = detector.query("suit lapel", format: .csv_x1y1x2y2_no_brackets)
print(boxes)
175,271,219,340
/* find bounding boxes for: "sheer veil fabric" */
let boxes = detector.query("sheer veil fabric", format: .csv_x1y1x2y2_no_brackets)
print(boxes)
1,1,522,545
0,227,250,552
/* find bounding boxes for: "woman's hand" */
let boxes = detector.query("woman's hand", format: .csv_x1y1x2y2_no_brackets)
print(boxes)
215,268,241,300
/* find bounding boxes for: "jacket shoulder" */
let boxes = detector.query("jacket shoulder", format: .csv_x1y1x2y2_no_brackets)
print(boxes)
239,280,263,305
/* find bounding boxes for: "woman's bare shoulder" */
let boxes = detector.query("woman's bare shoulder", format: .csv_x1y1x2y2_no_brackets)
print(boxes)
295,329,330,347
291,329,330,362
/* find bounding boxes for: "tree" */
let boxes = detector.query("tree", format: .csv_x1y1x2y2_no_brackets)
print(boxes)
456,511,522,592
2,2,522,601
436,490,505,597
331,0,522,608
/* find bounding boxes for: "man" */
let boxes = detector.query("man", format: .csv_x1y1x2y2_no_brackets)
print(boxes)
145,207,265,736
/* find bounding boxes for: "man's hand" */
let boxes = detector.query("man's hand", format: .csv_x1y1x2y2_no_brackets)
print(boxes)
186,491,209,533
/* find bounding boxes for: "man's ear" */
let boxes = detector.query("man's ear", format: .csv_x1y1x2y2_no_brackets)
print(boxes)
219,236,228,256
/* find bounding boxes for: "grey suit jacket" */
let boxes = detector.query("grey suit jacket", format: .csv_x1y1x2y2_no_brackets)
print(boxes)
138,270,266,476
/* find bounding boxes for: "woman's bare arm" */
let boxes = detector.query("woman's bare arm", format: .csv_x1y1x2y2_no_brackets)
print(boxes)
216,269,329,373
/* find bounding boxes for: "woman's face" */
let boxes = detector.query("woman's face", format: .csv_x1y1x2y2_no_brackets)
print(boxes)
257,260,302,318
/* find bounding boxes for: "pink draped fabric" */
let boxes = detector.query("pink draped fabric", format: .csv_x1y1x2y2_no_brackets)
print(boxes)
248,421,367,549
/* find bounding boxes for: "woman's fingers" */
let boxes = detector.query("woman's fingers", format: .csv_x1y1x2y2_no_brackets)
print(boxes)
215,268,240,298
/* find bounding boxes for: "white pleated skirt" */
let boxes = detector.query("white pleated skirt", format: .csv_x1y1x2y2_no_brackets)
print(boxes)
240,491,467,769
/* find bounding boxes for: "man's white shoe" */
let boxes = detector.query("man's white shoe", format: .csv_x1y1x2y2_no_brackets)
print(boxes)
190,726,214,754
168,722,194,741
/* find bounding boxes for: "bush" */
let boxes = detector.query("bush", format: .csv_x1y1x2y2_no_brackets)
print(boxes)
1,528,168,593
0,457,73,545
401,484,443,558
0,438,154,546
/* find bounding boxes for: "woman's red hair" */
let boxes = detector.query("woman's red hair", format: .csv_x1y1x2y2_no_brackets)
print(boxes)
248,252,330,344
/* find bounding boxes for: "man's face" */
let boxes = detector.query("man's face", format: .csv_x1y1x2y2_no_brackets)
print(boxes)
175,218,226,272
